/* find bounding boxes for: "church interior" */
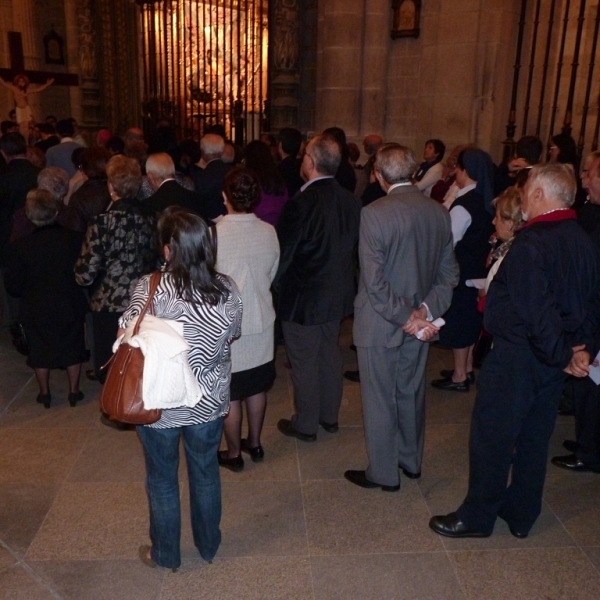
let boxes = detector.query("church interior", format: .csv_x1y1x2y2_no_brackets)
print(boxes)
2,0,600,598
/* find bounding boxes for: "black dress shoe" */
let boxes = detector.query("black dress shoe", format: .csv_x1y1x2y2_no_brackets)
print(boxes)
217,451,244,472
68,391,84,407
36,393,51,409
319,420,339,433
240,438,265,462
431,378,470,392
563,439,579,453
343,370,360,383
277,419,317,442
400,467,421,479
551,454,600,472
497,510,528,539
344,469,400,492
429,514,490,538
440,369,475,384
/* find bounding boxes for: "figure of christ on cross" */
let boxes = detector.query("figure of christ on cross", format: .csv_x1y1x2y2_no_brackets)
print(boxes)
0,31,78,138
0,74,54,136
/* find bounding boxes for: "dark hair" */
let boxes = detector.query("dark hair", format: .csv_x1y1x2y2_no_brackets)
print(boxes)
206,123,227,138
179,139,201,164
243,140,286,195
81,146,110,179
278,127,302,157
516,136,543,165
426,138,446,161
260,133,277,147
56,119,75,138
106,135,125,155
0,120,16,135
0,132,26,156
224,167,261,213
552,133,579,170
37,122,56,135
323,126,349,159
158,208,229,305
348,142,360,163
71,147,86,169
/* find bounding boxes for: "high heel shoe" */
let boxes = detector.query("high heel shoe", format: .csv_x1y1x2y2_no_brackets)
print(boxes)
217,450,244,472
138,545,178,572
240,438,265,462
68,391,84,407
36,393,51,409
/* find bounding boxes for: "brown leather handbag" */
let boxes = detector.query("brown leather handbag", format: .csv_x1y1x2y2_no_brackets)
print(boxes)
99,272,163,425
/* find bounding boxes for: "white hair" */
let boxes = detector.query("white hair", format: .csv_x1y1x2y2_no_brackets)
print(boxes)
145,152,175,181
201,134,225,158
527,163,576,208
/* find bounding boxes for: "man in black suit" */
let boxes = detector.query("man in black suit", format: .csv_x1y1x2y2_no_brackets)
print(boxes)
0,132,40,327
274,134,361,441
277,127,304,198
191,134,231,222
145,152,202,215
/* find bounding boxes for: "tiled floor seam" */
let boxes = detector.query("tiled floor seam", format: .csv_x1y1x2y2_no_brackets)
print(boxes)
0,374,34,418
0,538,64,599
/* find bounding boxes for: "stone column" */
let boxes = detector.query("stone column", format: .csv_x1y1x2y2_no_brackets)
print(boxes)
63,0,82,125
269,0,301,133
358,0,389,138
0,0,14,117
11,0,41,70
315,0,365,137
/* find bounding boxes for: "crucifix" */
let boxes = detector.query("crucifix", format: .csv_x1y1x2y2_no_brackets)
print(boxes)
0,31,79,135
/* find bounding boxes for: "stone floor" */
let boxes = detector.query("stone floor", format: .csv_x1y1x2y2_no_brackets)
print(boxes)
2,322,600,599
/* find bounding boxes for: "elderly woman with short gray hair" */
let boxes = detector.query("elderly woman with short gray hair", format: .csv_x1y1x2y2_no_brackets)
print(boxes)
4,188,88,408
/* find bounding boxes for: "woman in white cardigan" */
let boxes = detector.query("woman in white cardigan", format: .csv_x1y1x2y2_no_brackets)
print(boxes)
216,168,280,471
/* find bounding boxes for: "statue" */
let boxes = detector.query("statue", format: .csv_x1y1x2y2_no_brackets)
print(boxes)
0,73,54,136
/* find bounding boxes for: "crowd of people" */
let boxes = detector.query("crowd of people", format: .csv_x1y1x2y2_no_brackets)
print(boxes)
1,113,599,569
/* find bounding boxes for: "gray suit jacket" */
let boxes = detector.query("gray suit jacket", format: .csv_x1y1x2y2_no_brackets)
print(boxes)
353,184,459,348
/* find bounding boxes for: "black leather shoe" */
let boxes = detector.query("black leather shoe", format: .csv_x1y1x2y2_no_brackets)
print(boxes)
344,469,400,492
440,369,475,384
217,451,244,472
497,510,528,539
36,393,51,409
240,438,264,462
563,439,579,453
277,419,317,442
429,514,490,538
319,420,339,433
431,378,470,392
343,370,360,383
551,454,600,473
400,467,421,479
68,391,84,407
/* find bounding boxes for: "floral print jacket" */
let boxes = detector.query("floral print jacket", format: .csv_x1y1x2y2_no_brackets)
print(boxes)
74,197,158,312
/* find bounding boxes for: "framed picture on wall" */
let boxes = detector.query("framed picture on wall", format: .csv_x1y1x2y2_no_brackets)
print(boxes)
44,29,65,65
391,0,421,39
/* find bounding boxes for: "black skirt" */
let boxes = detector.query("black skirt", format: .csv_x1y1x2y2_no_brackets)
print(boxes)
230,360,276,400
24,319,87,369
439,285,482,349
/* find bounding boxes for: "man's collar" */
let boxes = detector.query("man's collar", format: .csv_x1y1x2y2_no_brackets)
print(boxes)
519,208,577,230
60,137,74,143
300,175,334,192
387,182,412,194
158,178,176,189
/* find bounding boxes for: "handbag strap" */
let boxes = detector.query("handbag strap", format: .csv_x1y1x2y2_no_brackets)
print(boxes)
132,272,161,336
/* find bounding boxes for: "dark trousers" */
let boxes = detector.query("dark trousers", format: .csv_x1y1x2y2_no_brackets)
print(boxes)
282,319,343,436
573,376,600,467
457,338,565,534
86,310,121,381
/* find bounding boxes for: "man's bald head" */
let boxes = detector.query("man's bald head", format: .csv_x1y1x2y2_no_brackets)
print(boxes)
363,134,383,156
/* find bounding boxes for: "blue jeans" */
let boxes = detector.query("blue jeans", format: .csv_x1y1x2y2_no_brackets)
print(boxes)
137,417,224,568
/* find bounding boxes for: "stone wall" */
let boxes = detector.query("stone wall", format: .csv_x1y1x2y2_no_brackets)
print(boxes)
314,0,521,163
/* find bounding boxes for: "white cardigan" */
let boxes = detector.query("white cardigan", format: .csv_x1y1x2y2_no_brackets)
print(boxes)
216,214,280,372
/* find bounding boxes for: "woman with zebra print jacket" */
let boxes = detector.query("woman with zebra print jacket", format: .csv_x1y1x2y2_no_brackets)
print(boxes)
119,208,242,572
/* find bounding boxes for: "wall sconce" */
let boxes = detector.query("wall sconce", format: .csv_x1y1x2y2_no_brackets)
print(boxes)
391,0,421,39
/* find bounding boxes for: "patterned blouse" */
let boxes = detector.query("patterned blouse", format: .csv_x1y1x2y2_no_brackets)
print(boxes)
120,271,243,428
74,197,158,312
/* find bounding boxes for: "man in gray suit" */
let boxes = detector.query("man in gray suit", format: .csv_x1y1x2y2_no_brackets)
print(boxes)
345,143,459,491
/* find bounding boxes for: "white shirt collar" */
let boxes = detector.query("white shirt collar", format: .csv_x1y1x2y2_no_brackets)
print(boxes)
387,182,412,194
456,182,477,198
300,175,334,192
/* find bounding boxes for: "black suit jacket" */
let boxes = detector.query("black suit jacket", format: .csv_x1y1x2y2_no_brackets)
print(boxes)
191,160,232,221
274,177,361,325
4,224,88,325
146,179,203,215
0,158,40,265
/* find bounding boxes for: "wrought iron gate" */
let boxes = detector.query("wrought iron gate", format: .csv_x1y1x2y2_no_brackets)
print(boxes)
138,0,268,144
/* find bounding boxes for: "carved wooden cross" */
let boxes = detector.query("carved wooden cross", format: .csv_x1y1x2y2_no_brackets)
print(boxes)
0,31,78,86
